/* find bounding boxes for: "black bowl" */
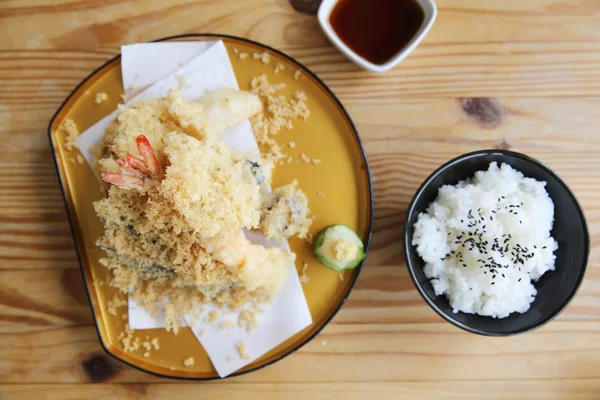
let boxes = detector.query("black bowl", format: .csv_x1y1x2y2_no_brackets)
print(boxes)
403,150,589,336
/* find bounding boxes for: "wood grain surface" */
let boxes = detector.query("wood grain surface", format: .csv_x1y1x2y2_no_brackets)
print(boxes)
1,0,600,398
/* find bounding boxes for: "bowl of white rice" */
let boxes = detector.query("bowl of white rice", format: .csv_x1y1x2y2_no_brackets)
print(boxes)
404,150,589,336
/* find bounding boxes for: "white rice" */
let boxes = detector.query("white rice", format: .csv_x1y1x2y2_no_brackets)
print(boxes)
412,162,558,318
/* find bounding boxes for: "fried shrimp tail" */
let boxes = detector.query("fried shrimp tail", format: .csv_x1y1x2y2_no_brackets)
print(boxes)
101,135,163,191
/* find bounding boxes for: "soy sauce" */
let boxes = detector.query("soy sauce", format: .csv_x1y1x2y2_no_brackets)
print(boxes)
329,0,425,65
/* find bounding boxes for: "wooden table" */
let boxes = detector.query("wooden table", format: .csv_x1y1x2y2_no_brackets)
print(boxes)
2,0,599,398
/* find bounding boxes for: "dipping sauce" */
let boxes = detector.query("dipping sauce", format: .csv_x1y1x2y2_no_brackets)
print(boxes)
329,0,425,65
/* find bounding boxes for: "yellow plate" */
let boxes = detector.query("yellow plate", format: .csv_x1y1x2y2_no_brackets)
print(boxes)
48,34,373,380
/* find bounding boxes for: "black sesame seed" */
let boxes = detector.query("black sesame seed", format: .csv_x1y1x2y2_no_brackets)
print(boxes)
518,278,522,282
491,282,495,285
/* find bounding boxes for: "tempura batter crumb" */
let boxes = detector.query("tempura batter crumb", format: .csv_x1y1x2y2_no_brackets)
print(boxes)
236,342,251,360
207,310,220,323
305,233,314,245
238,309,258,332
107,293,127,316
300,262,309,284
183,357,195,367
253,51,270,64
118,324,140,352
249,75,309,163
164,303,180,335
59,118,79,151
274,62,285,73
176,74,191,89
95,92,109,105
221,320,235,329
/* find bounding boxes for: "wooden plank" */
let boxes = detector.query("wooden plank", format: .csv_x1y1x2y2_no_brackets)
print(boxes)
2,42,600,102
2,321,600,383
0,268,92,332
3,0,600,47
0,212,79,270
3,380,600,400
3,0,600,101
1,264,599,334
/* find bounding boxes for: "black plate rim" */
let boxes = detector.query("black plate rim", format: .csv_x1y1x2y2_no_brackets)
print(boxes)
402,149,590,337
47,33,374,380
